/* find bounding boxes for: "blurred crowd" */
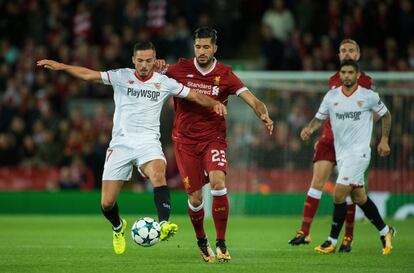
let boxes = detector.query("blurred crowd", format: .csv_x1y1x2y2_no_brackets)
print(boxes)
0,0,413,190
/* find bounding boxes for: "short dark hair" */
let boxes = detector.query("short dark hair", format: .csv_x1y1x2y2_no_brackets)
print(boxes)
133,41,156,55
339,59,359,71
193,26,217,44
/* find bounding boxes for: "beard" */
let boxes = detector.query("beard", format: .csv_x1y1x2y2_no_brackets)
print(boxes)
196,56,213,67
138,69,149,78
343,79,356,88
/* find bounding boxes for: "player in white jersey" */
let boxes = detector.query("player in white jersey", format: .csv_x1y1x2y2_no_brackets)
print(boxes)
300,60,395,255
37,41,227,255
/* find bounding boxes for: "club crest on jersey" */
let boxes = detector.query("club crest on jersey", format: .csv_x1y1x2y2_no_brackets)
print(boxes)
154,83,161,90
212,86,219,96
357,100,364,107
214,76,221,86
128,80,134,85
183,176,190,190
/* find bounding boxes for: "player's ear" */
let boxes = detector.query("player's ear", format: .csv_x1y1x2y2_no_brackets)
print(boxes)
357,71,361,79
132,55,136,65
213,44,218,54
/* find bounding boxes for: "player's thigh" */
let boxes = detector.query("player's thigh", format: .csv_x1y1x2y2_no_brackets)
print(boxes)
336,156,370,188
136,142,167,185
174,142,207,193
311,160,335,190
311,139,336,190
203,141,227,175
140,159,167,187
102,146,135,182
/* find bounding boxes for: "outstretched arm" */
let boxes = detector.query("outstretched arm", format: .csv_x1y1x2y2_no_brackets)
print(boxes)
377,111,391,157
36,59,102,83
239,90,274,135
300,118,324,141
186,90,227,116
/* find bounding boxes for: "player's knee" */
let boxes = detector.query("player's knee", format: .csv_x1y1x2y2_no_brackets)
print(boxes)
189,195,203,207
209,173,226,190
101,199,116,211
310,177,325,191
149,171,166,186
211,182,225,191
352,193,367,205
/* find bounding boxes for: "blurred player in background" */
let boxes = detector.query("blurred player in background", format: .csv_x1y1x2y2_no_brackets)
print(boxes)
37,41,227,255
301,60,395,255
289,39,374,252
165,26,274,262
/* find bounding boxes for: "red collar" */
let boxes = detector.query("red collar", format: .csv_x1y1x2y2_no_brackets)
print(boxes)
134,71,153,82
341,84,358,97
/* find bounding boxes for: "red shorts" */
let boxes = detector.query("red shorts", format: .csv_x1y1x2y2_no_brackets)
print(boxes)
174,140,227,193
313,138,336,163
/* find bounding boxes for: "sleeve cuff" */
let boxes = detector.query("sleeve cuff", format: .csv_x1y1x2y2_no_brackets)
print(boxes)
315,112,328,120
101,71,111,85
236,87,248,96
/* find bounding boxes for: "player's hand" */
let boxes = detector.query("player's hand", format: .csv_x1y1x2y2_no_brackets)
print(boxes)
213,102,227,116
36,59,66,70
260,114,274,135
154,59,168,73
377,138,391,157
300,127,312,141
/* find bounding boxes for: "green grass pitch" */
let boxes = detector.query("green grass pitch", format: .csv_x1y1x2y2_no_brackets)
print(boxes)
0,215,412,273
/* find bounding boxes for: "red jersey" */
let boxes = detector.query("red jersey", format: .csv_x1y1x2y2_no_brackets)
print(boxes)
321,71,374,141
166,58,247,144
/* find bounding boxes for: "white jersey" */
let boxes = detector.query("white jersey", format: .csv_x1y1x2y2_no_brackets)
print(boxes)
315,85,388,160
101,68,190,145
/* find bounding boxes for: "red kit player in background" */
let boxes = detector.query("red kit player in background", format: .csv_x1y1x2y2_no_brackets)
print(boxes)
166,27,274,263
289,39,375,252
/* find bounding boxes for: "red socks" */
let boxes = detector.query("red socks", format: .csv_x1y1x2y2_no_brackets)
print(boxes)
344,201,356,239
211,188,229,241
188,188,229,241
300,188,322,235
188,201,206,240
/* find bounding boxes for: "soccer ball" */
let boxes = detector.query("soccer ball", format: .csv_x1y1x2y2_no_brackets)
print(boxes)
131,217,161,247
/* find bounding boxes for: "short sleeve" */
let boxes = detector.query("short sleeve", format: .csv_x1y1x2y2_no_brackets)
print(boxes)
369,92,388,117
228,71,248,96
315,94,330,120
162,76,190,98
100,69,122,86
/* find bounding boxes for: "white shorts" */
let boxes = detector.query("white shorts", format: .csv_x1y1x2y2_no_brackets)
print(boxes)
336,155,370,187
102,141,166,181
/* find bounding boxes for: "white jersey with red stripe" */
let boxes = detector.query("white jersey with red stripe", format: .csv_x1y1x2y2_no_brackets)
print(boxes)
100,68,189,146
315,85,388,161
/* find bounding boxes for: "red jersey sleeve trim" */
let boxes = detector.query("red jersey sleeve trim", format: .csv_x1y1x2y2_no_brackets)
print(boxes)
318,111,328,115
376,105,385,113
176,85,184,96
106,71,111,83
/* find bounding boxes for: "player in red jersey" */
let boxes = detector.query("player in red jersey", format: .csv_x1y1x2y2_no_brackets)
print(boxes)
165,27,274,263
289,39,375,252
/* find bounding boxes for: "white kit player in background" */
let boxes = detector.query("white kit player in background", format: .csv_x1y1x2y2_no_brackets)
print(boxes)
37,41,226,255
300,59,395,255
